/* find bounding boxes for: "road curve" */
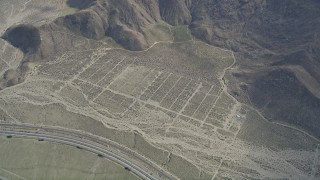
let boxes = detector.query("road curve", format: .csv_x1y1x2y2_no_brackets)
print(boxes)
0,122,178,180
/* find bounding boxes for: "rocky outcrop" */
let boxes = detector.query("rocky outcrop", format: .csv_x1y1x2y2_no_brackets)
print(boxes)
59,0,163,51
1,24,41,54
159,0,191,25
56,9,107,40
66,0,96,9
107,24,148,50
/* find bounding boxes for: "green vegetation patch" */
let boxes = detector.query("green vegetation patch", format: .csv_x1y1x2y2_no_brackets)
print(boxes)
59,7,78,17
173,41,234,71
144,23,173,44
172,25,193,42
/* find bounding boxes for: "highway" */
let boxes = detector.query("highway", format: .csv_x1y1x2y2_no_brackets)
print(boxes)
0,122,177,180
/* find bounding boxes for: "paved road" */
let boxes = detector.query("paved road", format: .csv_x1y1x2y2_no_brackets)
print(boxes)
0,122,177,180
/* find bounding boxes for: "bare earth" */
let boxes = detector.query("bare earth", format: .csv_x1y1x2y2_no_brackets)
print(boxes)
0,1,319,180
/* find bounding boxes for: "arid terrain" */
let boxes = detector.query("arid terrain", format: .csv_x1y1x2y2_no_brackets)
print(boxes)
0,136,139,180
0,0,319,180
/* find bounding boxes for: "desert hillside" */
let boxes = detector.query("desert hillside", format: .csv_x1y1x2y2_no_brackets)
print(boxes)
2,0,320,138
0,1,319,179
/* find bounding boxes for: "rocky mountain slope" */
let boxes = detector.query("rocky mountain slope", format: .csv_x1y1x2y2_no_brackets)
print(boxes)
1,0,320,139
189,0,320,138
